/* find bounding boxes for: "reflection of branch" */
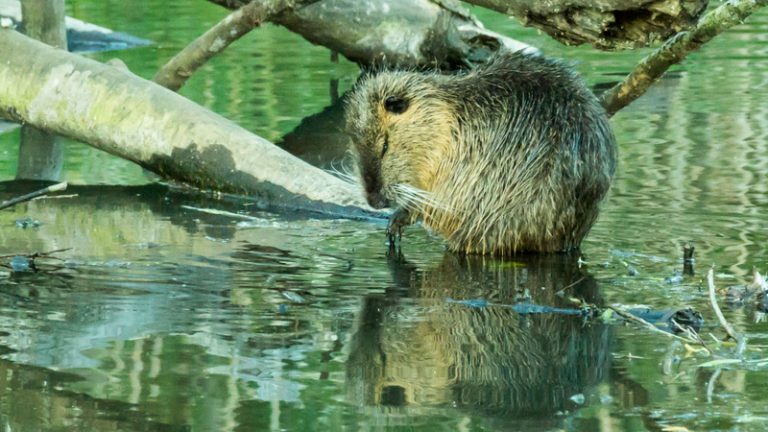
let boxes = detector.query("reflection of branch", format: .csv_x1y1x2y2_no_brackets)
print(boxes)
0,182,67,210
154,0,319,91
706,368,722,403
707,267,745,346
600,0,768,116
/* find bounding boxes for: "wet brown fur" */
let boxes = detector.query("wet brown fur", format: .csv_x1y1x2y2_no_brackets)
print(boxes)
345,50,617,255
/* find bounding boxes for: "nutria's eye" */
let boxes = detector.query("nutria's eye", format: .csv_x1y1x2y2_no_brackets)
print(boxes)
381,137,389,158
384,96,409,114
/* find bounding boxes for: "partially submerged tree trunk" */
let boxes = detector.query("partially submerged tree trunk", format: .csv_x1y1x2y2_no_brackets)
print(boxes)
16,0,66,181
207,0,534,68
463,0,709,49
0,28,373,217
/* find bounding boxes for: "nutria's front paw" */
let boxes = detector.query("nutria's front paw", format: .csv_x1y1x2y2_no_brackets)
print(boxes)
386,208,411,244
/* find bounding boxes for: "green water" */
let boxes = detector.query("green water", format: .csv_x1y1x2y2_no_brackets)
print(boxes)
2,1,768,431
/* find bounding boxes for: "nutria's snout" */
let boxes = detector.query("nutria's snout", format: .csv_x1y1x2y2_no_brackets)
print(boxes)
366,191,391,209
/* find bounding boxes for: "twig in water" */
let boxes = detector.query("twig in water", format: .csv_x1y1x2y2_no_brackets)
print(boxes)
0,248,72,260
608,305,704,347
556,276,586,295
670,318,712,355
707,267,745,347
0,182,67,211
683,242,695,275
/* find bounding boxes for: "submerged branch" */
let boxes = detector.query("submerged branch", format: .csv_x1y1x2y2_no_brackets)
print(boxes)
608,305,705,347
154,0,319,91
600,0,768,116
0,181,67,210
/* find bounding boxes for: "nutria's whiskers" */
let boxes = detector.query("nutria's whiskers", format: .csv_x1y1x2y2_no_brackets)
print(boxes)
326,160,360,186
392,183,453,213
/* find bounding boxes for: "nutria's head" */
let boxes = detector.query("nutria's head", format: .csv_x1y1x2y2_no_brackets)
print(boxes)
345,72,456,210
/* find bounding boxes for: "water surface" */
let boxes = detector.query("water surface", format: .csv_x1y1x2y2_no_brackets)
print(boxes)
1,1,768,431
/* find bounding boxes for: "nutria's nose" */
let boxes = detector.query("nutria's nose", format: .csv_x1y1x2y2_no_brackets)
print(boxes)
367,192,390,209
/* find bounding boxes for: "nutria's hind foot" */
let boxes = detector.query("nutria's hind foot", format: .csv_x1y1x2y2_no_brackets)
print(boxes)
386,208,411,245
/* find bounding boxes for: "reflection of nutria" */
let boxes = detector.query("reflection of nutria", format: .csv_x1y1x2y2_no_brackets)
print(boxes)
345,51,617,255
345,253,611,427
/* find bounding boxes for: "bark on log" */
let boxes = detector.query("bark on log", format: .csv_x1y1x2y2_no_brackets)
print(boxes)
0,28,374,217
207,0,534,68
463,0,709,49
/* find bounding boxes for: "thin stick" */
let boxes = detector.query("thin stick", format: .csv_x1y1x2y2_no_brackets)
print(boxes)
0,181,67,210
153,0,319,91
707,267,744,345
0,247,71,260
556,276,586,295
608,305,701,345
600,0,768,116
670,318,712,355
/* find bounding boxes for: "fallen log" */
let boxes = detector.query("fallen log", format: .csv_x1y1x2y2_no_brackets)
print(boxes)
0,28,373,218
463,0,709,49
206,0,534,68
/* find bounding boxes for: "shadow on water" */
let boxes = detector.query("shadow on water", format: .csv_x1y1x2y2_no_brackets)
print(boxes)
346,251,613,429
277,94,352,171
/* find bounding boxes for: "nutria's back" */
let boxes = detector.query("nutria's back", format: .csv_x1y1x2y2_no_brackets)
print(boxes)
345,51,617,255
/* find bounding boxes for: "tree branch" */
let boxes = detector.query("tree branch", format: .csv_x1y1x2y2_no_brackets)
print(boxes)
600,0,768,116
154,0,319,91
0,181,67,211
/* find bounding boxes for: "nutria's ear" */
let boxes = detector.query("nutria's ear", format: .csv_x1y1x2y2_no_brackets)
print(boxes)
384,96,409,114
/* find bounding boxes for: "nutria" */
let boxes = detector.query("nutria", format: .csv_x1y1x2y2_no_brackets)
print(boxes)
345,50,617,255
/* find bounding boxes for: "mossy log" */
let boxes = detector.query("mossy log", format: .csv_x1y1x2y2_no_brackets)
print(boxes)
0,28,372,217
